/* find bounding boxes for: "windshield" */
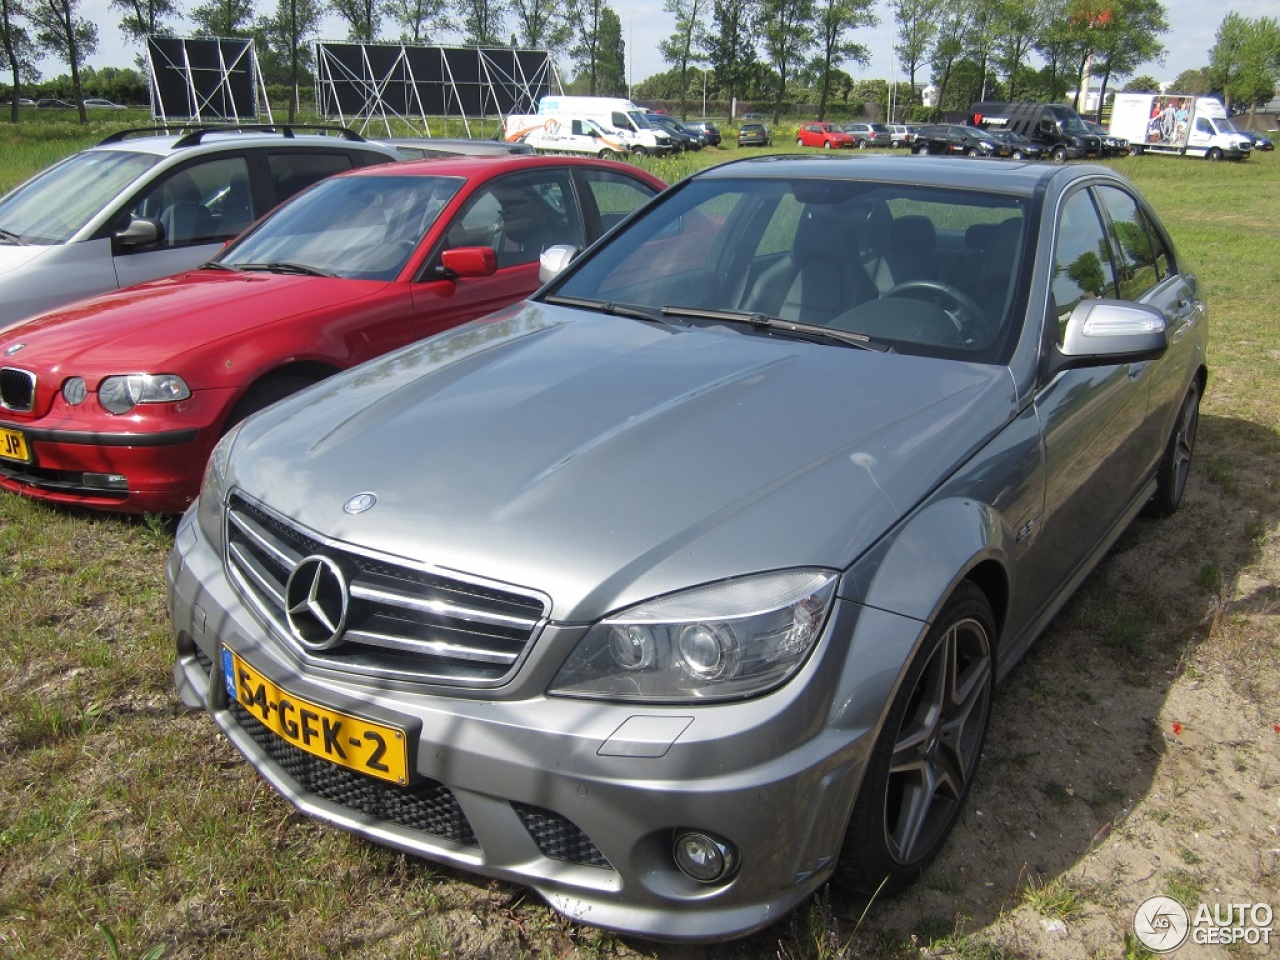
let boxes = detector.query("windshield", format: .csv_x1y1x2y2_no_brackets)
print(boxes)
628,111,657,130
548,176,1028,363
0,149,159,244
221,174,464,280
1213,117,1239,134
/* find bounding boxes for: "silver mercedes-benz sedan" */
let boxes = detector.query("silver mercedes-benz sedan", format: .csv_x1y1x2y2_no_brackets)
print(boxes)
168,156,1207,941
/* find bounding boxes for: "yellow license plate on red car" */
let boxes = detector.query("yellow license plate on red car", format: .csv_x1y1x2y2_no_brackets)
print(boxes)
0,426,31,463
222,646,410,785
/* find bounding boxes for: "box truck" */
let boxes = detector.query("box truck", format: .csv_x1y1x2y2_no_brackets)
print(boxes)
503,114,632,157
537,96,674,155
1108,94,1252,160
969,101,1102,161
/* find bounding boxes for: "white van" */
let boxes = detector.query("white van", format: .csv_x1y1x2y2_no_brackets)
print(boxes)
1109,94,1252,160
537,96,674,155
504,115,631,158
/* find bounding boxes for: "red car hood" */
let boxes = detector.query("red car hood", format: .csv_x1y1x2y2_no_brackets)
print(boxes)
0,270,386,374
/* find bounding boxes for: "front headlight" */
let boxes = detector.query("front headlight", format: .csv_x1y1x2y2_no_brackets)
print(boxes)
98,374,191,414
195,422,241,551
550,569,839,703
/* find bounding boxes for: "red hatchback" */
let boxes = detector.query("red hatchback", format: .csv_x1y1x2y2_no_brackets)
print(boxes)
0,155,665,513
796,123,855,149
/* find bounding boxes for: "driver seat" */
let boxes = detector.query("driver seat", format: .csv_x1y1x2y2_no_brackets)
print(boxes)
740,204,877,323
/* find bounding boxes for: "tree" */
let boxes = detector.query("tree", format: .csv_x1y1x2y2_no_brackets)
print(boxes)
809,0,875,120
1031,0,1080,102
332,0,381,40
509,0,570,50
259,0,323,122
1122,73,1158,92
456,0,505,44
701,0,758,110
110,0,177,45
567,0,605,95
1,0,41,122
1169,67,1208,94
926,0,973,121
992,0,1044,100
595,5,625,94
658,0,708,119
757,0,814,122
1207,13,1279,116
190,0,257,35
1083,0,1166,120
28,0,95,121
892,0,941,110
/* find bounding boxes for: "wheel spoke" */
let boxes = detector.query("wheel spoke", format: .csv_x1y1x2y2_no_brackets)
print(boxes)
889,757,941,862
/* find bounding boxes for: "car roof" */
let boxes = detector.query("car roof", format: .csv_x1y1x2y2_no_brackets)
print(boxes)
85,125,398,159
335,152,667,183
692,153,1108,198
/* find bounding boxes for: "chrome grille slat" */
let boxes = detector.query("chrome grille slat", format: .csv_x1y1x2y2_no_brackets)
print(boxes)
0,367,36,412
225,491,548,685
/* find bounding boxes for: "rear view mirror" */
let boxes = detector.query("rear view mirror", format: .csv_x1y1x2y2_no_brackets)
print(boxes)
436,246,497,279
114,217,163,249
1054,299,1168,371
539,245,578,283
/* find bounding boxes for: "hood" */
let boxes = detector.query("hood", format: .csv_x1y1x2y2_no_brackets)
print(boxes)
230,303,1016,621
0,243,52,278
0,271,385,374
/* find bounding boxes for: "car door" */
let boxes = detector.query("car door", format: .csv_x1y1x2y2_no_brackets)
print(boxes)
1020,185,1158,615
409,168,588,337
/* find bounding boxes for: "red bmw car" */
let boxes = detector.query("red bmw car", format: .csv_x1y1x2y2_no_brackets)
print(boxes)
0,155,665,513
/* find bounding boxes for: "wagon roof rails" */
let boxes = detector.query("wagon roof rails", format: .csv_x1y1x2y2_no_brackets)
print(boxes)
96,124,367,148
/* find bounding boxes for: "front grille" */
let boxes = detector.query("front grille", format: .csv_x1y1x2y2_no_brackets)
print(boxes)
0,367,35,412
231,701,479,847
512,802,612,869
225,492,548,685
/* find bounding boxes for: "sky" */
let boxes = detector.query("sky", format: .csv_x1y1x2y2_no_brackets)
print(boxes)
34,0,1270,92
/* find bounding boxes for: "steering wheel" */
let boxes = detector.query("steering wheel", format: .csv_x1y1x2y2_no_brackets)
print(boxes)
882,279,984,337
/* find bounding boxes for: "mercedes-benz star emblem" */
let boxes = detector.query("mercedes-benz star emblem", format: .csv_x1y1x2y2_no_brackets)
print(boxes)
344,492,377,515
284,555,350,650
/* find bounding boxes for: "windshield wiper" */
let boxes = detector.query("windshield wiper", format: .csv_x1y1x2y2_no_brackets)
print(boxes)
197,260,239,271
0,227,23,245
236,261,336,277
544,294,676,325
660,305,889,351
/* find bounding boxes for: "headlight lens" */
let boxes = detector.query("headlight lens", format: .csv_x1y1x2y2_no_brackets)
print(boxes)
195,422,240,550
550,569,838,702
98,374,191,414
62,377,88,405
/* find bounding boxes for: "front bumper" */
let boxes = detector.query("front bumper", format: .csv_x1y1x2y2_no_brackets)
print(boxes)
167,507,922,940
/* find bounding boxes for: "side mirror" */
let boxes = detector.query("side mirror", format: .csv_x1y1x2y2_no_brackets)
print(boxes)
538,245,578,283
1054,299,1168,371
114,217,163,249
435,246,497,279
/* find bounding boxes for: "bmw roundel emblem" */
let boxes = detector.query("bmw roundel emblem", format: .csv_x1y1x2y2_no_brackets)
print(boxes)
284,555,350,650
343,492,377,515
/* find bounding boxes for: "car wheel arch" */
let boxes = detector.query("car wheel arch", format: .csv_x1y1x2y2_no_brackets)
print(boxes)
221,361,341,433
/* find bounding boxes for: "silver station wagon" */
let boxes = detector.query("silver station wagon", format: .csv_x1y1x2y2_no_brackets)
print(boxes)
169,156,1207,941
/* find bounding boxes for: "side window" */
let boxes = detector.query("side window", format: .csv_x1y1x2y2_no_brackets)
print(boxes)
445,172,584,269
1052,189,1116,341
129,156,252,247
1095,185,1160,301
267,152,354,207
581,169,658,234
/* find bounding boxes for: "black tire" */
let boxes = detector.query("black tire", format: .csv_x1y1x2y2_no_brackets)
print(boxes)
835,580,994,896
858,139,868,149
824,140,833,149
1145,381,1201,517
914,144,929,155
1206,148,1222,161
224,374,318,432
797,137,804,147
632,145,649,157
1052,146,1068,163
1011,149,1024,160
598,149,612,158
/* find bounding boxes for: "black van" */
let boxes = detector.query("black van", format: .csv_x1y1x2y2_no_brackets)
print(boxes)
969,101,1102,162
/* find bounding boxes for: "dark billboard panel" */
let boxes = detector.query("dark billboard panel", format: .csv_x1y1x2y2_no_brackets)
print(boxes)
147,36,261,121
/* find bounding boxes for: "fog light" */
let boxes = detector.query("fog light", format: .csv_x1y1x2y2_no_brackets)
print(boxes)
82,472,129,491
673,830,739,883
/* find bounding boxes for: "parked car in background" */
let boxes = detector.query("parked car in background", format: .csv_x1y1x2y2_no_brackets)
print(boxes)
0,125,401,328
170,154,1206,942
737,122,771,147
912,124,1012,157
1242,129,1274,150
990,129,1051,160
0,155,665,513
840,122,892,148
84,98,127,109
35,98,74,109
1082,119,1129,157
645,112,702,150
886,123,916,148
797,122,855,149
375,137,534,159
687,119,722,146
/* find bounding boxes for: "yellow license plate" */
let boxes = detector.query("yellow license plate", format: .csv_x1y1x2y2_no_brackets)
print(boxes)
222,646,410,785
0,426,30,463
